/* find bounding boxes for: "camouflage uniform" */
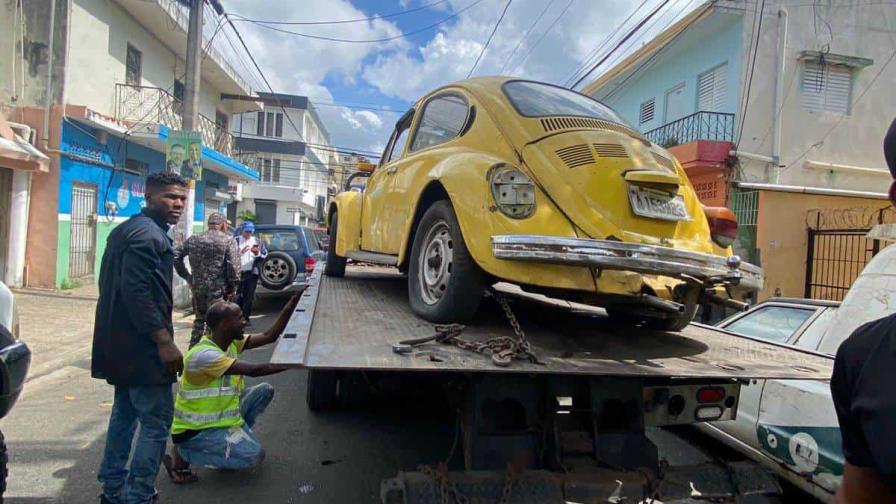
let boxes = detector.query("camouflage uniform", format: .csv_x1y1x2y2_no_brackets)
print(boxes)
174,213,240,347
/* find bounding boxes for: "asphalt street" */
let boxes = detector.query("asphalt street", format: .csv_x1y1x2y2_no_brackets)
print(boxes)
2,290,815,503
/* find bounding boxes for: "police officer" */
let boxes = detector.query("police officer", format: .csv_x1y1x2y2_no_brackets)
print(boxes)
174,212,240,347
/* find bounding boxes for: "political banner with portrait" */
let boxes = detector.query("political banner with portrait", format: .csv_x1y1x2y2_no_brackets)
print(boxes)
166,130,203,181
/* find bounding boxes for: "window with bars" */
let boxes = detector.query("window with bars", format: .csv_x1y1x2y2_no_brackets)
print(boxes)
126,44,142,86
802,62,852,114
639,98,655,125
697,62,728,112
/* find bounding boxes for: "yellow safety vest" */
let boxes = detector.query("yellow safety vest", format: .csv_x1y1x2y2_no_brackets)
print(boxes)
172,337,244,434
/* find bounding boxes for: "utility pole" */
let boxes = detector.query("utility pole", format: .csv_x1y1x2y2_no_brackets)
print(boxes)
176,0,203,306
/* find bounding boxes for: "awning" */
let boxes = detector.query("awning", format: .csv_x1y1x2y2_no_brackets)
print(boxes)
0,116,50,172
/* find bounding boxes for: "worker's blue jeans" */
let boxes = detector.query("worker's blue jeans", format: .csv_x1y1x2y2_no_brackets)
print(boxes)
98,384,174,504
175,382,274,470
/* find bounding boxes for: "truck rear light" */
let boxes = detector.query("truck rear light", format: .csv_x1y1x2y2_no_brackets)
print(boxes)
695,405,724,421
305,257,316,273
704,207,738,248
696,386,726,403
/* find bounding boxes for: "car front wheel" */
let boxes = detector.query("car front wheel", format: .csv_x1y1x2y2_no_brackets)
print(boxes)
408,200,485,323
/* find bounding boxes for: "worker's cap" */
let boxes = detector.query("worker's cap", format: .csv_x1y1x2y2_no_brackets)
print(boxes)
242,222,255,232
207,212,226,225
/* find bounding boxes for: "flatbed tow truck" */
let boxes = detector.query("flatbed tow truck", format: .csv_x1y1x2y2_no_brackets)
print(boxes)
271,265,834,503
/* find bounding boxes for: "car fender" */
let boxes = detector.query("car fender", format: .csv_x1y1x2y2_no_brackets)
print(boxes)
397,153,596,292
329,191,363,257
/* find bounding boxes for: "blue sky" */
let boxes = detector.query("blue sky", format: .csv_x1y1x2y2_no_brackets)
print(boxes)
221,0,698,153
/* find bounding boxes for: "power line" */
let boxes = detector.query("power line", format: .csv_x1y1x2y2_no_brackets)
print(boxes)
232,0,452,25
571,0,673,89
510,0,575,74
466,0,514,78
561,0,652,87
230,0,486,44
734,0,766,149
497,0,557,74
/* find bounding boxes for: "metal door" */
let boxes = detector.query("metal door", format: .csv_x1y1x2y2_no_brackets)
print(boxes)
70,183,98,279
255,200,277,225
805,229,878,301
664,82,689,123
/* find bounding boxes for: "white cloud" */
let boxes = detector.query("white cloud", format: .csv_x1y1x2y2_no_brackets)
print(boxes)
356,110,384,129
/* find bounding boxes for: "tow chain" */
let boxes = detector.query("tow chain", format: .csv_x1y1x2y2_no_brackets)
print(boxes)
393,289,543,367
418,463,518,504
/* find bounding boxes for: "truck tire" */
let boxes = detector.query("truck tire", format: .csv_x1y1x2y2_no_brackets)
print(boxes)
408,200,485,323
324,213,346,277
306,370,340,411
0,429,7,500
259,252,296,291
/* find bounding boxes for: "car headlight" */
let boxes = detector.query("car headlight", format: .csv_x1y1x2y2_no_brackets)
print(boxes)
489,164,536,219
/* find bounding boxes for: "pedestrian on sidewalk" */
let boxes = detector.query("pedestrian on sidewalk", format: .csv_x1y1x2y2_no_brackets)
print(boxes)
162,291,301,483
234,222,267,325
174,212,240,347
830,117,896,504
91,171,189,504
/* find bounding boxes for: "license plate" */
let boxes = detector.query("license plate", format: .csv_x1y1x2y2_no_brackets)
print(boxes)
628,185,690,221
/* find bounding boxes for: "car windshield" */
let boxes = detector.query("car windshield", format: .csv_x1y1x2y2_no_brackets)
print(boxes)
723,306,816,344
502,81,631,127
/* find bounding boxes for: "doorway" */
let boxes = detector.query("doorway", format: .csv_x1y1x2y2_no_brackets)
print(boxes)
255,200,277,225
664,82,689,123
69,182,98,280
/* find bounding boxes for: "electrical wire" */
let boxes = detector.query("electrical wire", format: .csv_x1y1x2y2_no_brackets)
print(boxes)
466,0,514,78
232,0,452,25
497,0,557,74
560,0,652,88
229,0,486,44
510,0,575,74
734,0,766,149
570,0,673,89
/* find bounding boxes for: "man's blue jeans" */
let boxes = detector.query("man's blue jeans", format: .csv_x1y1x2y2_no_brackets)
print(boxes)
98,384,174,504
175,382,274,470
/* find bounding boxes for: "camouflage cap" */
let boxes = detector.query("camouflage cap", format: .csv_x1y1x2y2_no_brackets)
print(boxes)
207,212,227,225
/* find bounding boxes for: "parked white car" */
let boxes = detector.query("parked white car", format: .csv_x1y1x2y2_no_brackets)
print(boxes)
697,241,896,502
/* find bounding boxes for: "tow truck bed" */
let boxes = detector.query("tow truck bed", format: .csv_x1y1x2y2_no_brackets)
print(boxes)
271,266,832,380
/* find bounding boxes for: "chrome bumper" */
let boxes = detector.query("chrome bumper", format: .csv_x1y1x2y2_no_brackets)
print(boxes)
491,235,763,291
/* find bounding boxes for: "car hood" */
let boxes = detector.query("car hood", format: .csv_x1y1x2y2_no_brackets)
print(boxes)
520,129,713,251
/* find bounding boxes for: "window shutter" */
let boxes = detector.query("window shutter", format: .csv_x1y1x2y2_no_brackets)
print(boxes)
697,63,727,112
802,62,852,114
639,98,655,125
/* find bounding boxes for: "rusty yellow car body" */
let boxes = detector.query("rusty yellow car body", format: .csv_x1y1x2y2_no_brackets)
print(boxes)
326,77,762,330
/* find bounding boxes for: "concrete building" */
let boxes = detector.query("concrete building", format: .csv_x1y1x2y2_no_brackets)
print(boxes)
581,0,896,300
0,0,260,289
230,93,335,226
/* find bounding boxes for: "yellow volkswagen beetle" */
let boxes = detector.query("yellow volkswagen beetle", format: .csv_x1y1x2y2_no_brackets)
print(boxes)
325,77,762,330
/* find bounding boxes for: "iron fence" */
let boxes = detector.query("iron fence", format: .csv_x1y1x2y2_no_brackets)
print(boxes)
644,111,735,147
69,183,98,279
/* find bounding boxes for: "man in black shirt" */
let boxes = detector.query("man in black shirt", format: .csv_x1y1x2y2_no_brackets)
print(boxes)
92,171,188,504
830,118,896,504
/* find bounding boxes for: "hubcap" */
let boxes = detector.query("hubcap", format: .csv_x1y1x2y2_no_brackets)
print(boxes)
418,220,453,306
263,257,289,283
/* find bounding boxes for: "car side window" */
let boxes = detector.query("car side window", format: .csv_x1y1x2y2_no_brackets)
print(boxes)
257,231,300,252
388,127,411,163
792,307,837,352
724,306,816,344
410,94,469,152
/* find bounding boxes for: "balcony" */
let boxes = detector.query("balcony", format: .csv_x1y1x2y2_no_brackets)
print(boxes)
115,84,233,156
644,111,735,147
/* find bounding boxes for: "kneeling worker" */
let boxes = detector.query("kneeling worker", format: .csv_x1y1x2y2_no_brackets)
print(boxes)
163,291,301,483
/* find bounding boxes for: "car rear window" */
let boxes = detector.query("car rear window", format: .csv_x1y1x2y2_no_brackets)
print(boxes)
502,81,630,126
258,230,302,252
724,306,816,344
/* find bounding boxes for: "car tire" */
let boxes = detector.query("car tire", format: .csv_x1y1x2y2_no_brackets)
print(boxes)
408,200,485,323
0,429,7,499
306,370,340,411
259,252,296,291
324,213,347,277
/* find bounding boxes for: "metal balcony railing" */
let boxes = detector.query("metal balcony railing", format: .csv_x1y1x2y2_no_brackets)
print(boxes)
644,111,736,147
115,83,234,156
